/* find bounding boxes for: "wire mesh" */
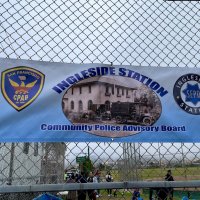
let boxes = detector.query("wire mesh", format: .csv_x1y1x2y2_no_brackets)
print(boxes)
0,0,200,199
1,143,200,193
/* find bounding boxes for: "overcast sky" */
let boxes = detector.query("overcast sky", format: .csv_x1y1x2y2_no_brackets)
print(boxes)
0,0,199,67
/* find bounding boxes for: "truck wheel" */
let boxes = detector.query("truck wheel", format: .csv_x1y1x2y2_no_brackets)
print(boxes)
115,116,122,124
143,117,151,125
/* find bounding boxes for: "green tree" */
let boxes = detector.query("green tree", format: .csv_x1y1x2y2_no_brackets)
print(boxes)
82,157,94,176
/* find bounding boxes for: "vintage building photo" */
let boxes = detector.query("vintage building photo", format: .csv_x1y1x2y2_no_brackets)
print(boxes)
62,76,162,137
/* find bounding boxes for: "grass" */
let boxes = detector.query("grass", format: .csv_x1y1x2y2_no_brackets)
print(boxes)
105,167,200,181
139,166,200,181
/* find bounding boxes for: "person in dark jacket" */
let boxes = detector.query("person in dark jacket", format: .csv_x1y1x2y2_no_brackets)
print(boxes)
66,174,76,200
105,172,113,196
165,170,174,200
77,172,87,200
132,188,140,200
165,170,174,181
87,172,96,200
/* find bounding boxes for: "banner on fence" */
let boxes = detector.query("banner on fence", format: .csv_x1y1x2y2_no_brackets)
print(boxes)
0,58,200,142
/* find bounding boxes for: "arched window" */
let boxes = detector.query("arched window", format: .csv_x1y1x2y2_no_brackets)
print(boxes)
71,101,74,110
105,100,110,111
126,89,129,96
71,87,74,95
106,85,109,93
105,85,110,96
79,100,83,112
89,85,91,93
88,100,93,110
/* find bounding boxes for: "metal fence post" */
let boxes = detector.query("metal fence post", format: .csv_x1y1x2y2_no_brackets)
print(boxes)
7,143,15,185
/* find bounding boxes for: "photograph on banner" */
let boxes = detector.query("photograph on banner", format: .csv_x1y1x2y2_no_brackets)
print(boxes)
62,76,162,137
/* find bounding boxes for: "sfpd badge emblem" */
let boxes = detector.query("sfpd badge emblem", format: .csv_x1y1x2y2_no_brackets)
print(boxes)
173,73,200,115
1,66,45,111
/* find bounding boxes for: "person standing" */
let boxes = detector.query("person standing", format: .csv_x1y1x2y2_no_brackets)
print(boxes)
66,173,77,200
165,170,174,181
94,170,101,197
105,172,113,196
165,170,174,200
77,172,87,200
87,172,96,200
132,188,140,200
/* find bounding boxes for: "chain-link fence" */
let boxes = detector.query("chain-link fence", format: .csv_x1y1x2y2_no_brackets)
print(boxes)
0,0,200,199
1,142,200,199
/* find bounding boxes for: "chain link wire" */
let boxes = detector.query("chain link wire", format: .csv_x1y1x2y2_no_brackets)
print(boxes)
0,142,200,199
0,0,200,199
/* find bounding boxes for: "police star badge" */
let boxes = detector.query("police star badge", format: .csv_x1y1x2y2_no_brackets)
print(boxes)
1,66,45,111
173,73,200,115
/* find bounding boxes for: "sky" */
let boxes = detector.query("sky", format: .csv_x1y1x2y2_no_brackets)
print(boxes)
65,142,200,165
0,0,199,67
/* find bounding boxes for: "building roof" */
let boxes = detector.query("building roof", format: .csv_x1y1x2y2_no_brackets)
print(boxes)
75,76,137,89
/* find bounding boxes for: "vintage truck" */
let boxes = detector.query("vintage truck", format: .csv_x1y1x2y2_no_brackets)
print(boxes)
110,102,153,125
